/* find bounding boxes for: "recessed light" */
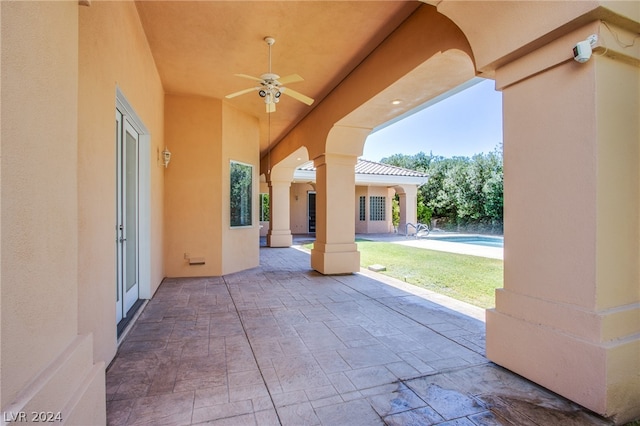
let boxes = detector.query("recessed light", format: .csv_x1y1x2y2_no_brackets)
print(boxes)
391,99,402,105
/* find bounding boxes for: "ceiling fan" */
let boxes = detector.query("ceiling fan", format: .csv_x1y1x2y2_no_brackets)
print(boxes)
225,37,314,113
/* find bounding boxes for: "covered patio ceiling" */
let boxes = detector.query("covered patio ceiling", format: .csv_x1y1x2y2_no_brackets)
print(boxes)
134,1,423,157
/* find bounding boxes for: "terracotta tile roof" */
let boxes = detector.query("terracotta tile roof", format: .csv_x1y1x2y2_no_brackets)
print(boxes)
297,158,428,178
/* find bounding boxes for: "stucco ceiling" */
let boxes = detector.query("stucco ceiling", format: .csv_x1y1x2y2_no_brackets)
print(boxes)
134,1,422,156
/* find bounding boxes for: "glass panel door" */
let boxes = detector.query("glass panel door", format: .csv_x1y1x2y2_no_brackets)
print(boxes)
116,111,123,323
116,110,139,323
123,120,139,313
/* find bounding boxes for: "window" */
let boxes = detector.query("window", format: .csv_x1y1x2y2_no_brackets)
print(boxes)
359,196,366,221
260,193,270,222
369,196,386,221
230,161,252,227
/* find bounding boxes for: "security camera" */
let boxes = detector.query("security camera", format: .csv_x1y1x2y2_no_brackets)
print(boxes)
573,40,592,63
573,34,598,63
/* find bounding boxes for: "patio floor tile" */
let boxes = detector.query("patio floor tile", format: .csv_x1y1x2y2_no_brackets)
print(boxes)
107,245,614,425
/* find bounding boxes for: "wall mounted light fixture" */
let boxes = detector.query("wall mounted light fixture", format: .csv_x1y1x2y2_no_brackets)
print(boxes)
162,147,172,168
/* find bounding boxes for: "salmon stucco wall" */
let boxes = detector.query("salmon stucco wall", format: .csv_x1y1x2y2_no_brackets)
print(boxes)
2,2,106,423
355,187,368,234
78,1,165,365
221,103,260,275
164,97,260,276
2,0,81,406
355,186,394,234
487,18,640,422
164,95,223,276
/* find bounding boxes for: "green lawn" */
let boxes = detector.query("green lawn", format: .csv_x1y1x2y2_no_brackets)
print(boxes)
304,239,503,309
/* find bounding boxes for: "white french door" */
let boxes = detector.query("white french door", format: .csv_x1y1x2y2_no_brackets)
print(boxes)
116,109,140,324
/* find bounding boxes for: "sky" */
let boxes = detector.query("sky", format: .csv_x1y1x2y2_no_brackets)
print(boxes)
362,78,503,161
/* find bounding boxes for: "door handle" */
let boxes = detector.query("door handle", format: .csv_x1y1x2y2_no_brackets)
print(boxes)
119,237,127,243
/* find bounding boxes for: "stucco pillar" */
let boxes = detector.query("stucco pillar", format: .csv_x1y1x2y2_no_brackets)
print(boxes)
310,153,360,274
396,185,418,235
2,2,105,424
486,22,640,423
267,179,293,247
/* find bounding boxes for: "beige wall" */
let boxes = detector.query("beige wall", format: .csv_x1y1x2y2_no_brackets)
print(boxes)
78,0,165,365
593,46,639,419
595,54,639,311
355,187,368,234
1,0,79,404
164,97,260,276
221,103,260,274
290,184,396,235
164,95,223,276
354,186,394,234
2,1,105,423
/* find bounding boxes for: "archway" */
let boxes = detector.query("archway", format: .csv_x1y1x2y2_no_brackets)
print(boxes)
264,2,640,422
265,5,476,275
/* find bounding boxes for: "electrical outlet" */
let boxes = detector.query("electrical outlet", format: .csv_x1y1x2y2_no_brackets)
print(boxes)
184,252,189,259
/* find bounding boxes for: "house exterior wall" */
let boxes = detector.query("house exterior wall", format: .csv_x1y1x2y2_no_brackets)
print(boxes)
164,96,260,277
354,186,394,234
78,0,165,366
2,1,105,423
221,103,260,274
164,95,223,276
289,183,395,235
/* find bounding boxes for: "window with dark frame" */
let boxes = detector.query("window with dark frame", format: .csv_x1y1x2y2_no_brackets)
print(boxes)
260,193,270,222
230,161,252,227
369,196,386,221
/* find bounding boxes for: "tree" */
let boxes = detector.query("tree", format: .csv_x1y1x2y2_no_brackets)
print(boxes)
382,147,503,233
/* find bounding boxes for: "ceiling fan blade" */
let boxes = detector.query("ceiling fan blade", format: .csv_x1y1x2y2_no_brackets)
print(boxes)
277,74,304,85
280,87,314,106
234,73,264,83
225,87,258,99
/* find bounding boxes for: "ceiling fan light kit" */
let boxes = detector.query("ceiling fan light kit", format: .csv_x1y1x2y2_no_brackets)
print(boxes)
225,36,314,113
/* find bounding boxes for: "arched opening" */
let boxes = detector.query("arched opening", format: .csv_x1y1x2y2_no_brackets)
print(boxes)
357,77,504,308
264,3,640,421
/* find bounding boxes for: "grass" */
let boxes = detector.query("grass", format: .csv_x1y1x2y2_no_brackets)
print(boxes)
304,239,503,309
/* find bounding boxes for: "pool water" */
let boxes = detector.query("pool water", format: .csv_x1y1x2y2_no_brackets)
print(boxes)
430,235,504,248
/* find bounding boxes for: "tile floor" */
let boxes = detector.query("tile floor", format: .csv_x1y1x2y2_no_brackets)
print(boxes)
107,246,612,425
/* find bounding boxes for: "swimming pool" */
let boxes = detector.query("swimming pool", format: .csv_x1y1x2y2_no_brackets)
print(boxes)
429,235,504,248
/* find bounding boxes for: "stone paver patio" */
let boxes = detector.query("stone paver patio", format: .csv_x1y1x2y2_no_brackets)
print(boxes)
107,246,612,425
